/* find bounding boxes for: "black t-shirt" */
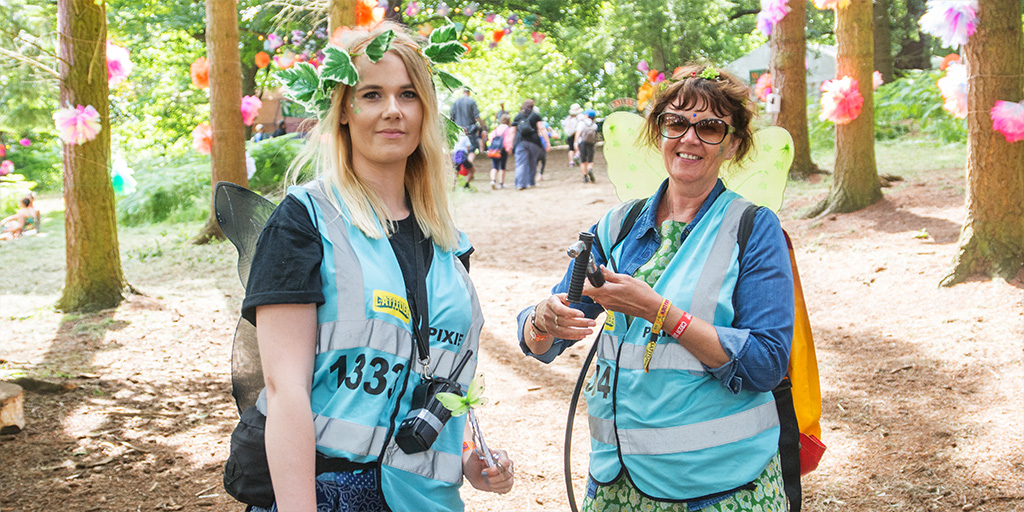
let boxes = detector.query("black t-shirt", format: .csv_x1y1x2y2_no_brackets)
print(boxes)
241,194,472,325
513,111,543,146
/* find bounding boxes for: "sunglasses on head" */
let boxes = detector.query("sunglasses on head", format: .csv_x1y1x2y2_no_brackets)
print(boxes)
656,113,734,145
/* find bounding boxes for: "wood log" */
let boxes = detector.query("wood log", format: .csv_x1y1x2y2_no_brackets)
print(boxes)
0,382,25,434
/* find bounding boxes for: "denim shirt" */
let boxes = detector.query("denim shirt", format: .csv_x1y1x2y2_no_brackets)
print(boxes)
517,179,795,394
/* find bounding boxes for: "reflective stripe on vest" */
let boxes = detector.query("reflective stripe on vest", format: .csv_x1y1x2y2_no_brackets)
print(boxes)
587,191,780,499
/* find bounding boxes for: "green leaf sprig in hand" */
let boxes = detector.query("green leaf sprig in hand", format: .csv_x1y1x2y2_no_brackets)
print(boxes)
436,374,497,468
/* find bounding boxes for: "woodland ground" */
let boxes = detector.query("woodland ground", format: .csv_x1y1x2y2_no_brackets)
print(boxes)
1,142,1022,512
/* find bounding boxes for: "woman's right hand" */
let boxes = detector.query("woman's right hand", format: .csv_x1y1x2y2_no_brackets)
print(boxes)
534,294,595,341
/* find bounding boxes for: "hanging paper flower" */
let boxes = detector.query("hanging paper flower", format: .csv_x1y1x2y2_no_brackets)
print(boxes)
241,95,263,126
531,32,545,44
192,123,212,155
872,71,884,90
507,14,519,25
404,1,420,16
813,0,850,10
354,0,384,29
819,76,864,125
274,51,296,70
492,29,505,43
190,57,210,89
485,13,497,23
18,138,31,147
291,30,307,46
757,0,791,37
637,81,655,111
254,51,271,69
436,3,450,16
246,154,257,180
939,53,961,71
418,24,433,37
990,100,1024,143
637,61,649,74
314,27,328,40
462,2,478,16
111,156,137,195
266,34,283,52
53,104,103,145
106,41,133,86
936,62,968,118
755,73,773,102
0,145,5,158
919,0,977,49
0,160,13,176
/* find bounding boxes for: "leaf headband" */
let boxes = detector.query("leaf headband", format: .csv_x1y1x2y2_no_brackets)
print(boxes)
276,21,467,119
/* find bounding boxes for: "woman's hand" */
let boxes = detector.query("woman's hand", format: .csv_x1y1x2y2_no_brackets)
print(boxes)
464,448,515,494
534,294,595,341
582,266,662,323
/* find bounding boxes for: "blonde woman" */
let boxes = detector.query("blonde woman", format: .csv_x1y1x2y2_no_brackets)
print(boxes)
242,23,513,512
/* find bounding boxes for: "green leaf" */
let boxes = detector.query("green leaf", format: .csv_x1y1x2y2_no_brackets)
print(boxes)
442,115,462,146
320,45,359,86
435,70,463,91
365,30,396,63
276,63,321,104
429,20,458,44
423,41,466,65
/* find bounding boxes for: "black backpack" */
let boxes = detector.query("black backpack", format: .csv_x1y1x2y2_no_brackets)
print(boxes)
516,115,536,138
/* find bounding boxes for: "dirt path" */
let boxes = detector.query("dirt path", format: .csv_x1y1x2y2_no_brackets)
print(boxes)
1,146,1022,511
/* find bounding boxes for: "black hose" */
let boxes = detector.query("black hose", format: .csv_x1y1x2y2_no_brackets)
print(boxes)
564,336,599,512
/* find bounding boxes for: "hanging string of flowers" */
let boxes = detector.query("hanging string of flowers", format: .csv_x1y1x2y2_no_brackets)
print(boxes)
757,0,791,37
936,61,968,119
53,104,103,146
819,76,863,125
919,0,978,49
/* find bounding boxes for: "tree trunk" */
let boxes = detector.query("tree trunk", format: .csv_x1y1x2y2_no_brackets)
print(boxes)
55,0,126,312
942,0,1024,285
809,0,881,217
329,0,356,32
873,0,893,83
770,0,818,179
893,0,931,70
194,0,248,244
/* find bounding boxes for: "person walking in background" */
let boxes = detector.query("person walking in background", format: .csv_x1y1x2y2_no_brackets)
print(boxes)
562,103,583,168
575,109,599,183
271,119,287,138
509,99,549,190
536,120,557,181
450,87,482,163
494,102,507,125
253,124,266,142
517,64,791,512
487,114,511,189
241,23,514,512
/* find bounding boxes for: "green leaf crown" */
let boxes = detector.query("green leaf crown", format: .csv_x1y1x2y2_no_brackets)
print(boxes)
276,21,468,119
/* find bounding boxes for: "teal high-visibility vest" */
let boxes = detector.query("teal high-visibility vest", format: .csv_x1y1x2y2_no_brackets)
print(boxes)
256,182,482,512
587,190,779,500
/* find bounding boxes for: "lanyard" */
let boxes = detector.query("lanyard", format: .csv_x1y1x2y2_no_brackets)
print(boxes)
407,217,433,380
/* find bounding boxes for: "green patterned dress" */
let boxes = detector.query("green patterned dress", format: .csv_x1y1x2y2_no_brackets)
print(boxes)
580,220,788,512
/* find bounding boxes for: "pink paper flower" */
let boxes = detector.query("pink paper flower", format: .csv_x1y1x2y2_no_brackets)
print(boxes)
404,2,419,16
819,76,863,125
0,160,13,176
19,138,31,147
937,62,968,119
755,73,773,102
531,32,545,44
106,41,133,86
462,2,477,16
991,100,1024,143
813,0,850,10
637,60,649,74
485,13,497,23
241,96,263,126
873,70,884,90
757,0,791,36
192,123,213,155
53,104,103,145
266,34,283,51
919,0,977,49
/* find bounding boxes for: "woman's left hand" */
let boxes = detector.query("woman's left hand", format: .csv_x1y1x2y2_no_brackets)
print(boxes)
583,266,662,322
464,448,515,494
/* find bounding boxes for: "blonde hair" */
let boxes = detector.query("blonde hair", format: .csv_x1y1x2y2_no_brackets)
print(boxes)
286,23,459,250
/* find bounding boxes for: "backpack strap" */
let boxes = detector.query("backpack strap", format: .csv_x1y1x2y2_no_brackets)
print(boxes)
737,203,761,262
592,198,646,273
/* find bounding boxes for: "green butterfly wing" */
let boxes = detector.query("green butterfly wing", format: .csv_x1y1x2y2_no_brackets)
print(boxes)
435,392,470,417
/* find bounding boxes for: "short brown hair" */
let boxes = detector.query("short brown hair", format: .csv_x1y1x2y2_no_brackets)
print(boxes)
639,64,757,163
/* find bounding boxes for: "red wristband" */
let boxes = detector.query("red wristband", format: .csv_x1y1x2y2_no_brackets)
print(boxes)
669,311,693,339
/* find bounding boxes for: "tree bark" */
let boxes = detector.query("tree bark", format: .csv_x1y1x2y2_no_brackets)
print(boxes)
873,0,893,83
194,0,248,244
770,0,818,179
808,0,881,217
329,0,356,32
55,0,126,312
942,0,1024,285
893,0,931,70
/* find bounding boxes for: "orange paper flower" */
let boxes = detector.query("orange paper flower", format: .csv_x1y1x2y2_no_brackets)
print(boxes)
355,0,384,29
192,122,212,155
254,51,270,69
190,57,209,89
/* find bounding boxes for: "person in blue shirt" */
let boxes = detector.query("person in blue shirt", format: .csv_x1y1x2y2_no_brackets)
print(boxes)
517,64,794,512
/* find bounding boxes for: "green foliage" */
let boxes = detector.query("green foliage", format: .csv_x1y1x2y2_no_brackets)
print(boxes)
246,136,306,193
873,70,966,143
1,174,38,216
116,150,211,226
0,0,59,137
1,138,62,193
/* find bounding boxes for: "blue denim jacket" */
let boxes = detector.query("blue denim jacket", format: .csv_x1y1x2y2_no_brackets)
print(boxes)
518,179,795,394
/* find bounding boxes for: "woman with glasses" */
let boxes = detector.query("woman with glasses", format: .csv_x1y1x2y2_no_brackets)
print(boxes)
516,64,794,512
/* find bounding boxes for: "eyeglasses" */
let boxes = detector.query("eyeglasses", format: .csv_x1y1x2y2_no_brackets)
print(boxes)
656,113,734,145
